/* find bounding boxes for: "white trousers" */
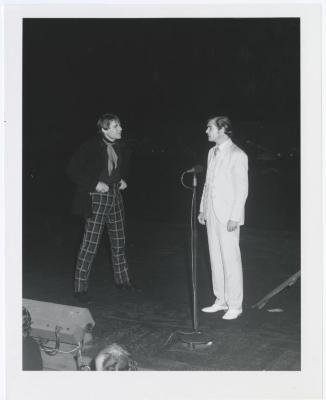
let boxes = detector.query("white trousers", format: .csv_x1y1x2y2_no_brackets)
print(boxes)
206,202,243,312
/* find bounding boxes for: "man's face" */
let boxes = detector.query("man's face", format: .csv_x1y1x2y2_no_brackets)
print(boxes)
206,119,222,143
102,119,122,142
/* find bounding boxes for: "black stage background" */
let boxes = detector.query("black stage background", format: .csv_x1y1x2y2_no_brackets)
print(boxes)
23,18,300,232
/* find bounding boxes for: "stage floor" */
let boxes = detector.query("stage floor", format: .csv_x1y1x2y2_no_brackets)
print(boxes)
23,218,300,371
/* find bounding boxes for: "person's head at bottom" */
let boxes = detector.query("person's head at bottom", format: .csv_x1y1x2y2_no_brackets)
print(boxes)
95,343,137,371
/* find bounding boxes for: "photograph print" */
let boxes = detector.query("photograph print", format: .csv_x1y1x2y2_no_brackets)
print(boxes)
21,16,301,373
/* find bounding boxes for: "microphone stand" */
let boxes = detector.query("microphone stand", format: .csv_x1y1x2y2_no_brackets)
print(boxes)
192,172,199,331
172,170,212,350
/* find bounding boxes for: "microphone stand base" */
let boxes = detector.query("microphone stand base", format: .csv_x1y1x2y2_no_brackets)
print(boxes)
174,331,213,351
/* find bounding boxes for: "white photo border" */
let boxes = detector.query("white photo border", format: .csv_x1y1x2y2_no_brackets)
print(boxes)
3,2,323,400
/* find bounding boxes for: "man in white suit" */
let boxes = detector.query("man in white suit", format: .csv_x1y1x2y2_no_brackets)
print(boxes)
198,116,248,320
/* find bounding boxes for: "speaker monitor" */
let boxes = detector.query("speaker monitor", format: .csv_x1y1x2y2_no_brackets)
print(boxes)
23,298,95,345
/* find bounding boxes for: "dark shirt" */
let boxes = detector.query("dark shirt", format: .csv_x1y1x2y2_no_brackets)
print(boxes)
67,136,131,218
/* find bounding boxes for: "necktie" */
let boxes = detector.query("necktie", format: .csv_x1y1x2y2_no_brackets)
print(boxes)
214,146,220,156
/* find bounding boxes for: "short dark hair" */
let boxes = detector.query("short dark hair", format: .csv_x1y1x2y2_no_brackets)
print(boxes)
96,113,120,134
208,116,233,137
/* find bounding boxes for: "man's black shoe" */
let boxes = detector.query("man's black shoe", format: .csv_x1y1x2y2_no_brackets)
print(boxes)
74,291,92,304
115,282,142,292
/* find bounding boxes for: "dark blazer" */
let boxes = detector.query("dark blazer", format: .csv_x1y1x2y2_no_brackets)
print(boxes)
67,136,129,219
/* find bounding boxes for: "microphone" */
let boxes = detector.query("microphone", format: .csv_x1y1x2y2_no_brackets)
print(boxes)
185,165,203,174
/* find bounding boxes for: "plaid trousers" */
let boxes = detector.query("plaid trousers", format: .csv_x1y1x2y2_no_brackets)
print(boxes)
74,187,130,292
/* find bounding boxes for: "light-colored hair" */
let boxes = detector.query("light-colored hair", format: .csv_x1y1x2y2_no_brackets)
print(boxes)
95,343,137,371
96,113,120,135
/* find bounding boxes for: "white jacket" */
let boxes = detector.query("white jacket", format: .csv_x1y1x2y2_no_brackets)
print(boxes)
200,139,248,226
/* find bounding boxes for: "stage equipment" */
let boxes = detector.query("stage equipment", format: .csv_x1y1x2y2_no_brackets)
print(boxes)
23,298,95,370
251,270,300,310
170,166,212,350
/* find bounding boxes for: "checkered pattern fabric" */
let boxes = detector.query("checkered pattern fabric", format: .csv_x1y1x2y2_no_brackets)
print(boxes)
75,187,130,292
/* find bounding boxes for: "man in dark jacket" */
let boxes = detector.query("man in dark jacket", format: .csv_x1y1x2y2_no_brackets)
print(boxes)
67,113,134,303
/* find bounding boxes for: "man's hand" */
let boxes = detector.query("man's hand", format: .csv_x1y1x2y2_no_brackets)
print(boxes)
96,181,109,193
119,179,127,190
198,212,206,225
227,220,239,232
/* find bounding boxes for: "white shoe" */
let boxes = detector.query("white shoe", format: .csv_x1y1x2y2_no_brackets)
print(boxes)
201,303,228,313
222,309,242,320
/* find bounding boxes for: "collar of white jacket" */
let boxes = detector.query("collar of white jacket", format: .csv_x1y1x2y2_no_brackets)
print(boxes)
215,138,232,153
